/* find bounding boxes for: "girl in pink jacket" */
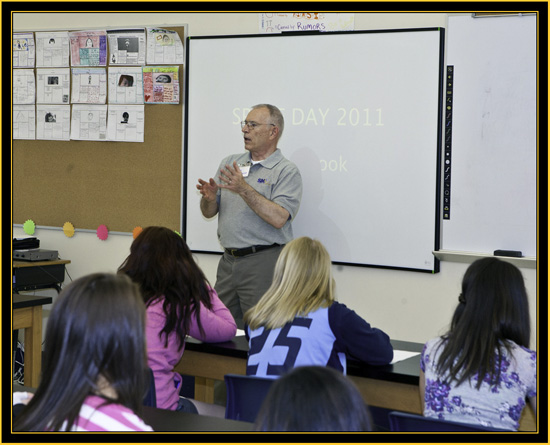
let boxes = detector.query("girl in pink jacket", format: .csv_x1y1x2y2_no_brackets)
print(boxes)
119,226,236,411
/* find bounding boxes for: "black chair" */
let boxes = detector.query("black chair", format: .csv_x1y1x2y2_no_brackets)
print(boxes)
143,367,157,408
388,411,512,432
224,374,274,422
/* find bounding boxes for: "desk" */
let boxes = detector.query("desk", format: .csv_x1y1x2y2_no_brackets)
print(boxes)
174,336,536,432
141,406,253,432
13,259,68,386
13,259,70,293
13,294,52,387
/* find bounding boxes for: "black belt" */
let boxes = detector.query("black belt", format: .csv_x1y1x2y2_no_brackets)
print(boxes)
225,244,282,258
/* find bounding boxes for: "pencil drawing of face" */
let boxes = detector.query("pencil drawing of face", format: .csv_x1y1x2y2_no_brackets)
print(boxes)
155,74,171,83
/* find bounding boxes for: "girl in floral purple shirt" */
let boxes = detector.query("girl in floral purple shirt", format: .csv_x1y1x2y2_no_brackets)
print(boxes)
420,258,536,431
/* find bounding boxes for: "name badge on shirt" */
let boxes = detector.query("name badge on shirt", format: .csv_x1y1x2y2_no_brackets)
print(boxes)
238,162,251,177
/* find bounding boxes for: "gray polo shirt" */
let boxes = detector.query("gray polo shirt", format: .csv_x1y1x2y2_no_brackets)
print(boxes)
215,149,302,249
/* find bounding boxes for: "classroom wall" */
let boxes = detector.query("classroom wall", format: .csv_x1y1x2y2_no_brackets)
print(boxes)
12,12,538,349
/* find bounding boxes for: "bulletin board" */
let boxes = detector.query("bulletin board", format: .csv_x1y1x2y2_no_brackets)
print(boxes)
12,25,186,233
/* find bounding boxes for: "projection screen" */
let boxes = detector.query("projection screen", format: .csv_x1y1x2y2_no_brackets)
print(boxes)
184,28,444,272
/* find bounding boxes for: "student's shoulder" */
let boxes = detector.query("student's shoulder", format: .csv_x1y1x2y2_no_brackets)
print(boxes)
424,336,443,346
509,341,536,361
328,301,350,316
422,336,445,356
83,396,153,431
327,301,363,325
145,296,165,312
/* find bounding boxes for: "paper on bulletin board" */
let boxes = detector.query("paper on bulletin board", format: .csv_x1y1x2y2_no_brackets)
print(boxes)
146,27,184,64
107,28,146,65
36,68,70,104
35,31,70,67
13,33,35,68
13,69,36,104
69,30,107,66
259,13,355,33
36,104,71,140
71,67,107,104
70,104,108,141
143,66,179,104
107,104,145,142
108,66,144,104
13,105,36,140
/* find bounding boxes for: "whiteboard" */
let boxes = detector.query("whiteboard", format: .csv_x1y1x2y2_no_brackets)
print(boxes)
184,29,444,272
442,15,537,257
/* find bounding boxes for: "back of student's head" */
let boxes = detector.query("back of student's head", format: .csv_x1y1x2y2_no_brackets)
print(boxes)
254,366,372,431
453,257,530,346
437,257,530,388
244,236,335,330
118,226,198,297
118,226,212,345
14,273,147,431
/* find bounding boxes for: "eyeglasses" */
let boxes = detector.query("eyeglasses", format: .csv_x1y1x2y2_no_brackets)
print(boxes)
240,121,275,130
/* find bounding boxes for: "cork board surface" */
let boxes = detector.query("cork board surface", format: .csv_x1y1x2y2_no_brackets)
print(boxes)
13,26,185,233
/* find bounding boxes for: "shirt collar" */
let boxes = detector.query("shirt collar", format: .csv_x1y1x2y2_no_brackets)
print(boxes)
249,149,282,169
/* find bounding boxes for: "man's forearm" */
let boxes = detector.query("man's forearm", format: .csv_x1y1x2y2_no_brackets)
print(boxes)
239,185,289,229
200,196,219,218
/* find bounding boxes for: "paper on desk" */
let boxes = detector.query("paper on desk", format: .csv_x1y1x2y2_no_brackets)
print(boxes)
391,350,420,365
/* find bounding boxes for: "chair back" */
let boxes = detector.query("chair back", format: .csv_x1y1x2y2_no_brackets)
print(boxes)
388,411,511,432
143,367,157,408
224,374,274,422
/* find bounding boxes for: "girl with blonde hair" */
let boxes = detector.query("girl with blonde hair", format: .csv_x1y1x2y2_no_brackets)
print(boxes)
244,236,393,378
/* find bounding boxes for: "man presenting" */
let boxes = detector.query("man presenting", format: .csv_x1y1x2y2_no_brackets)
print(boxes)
197,104,302,328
